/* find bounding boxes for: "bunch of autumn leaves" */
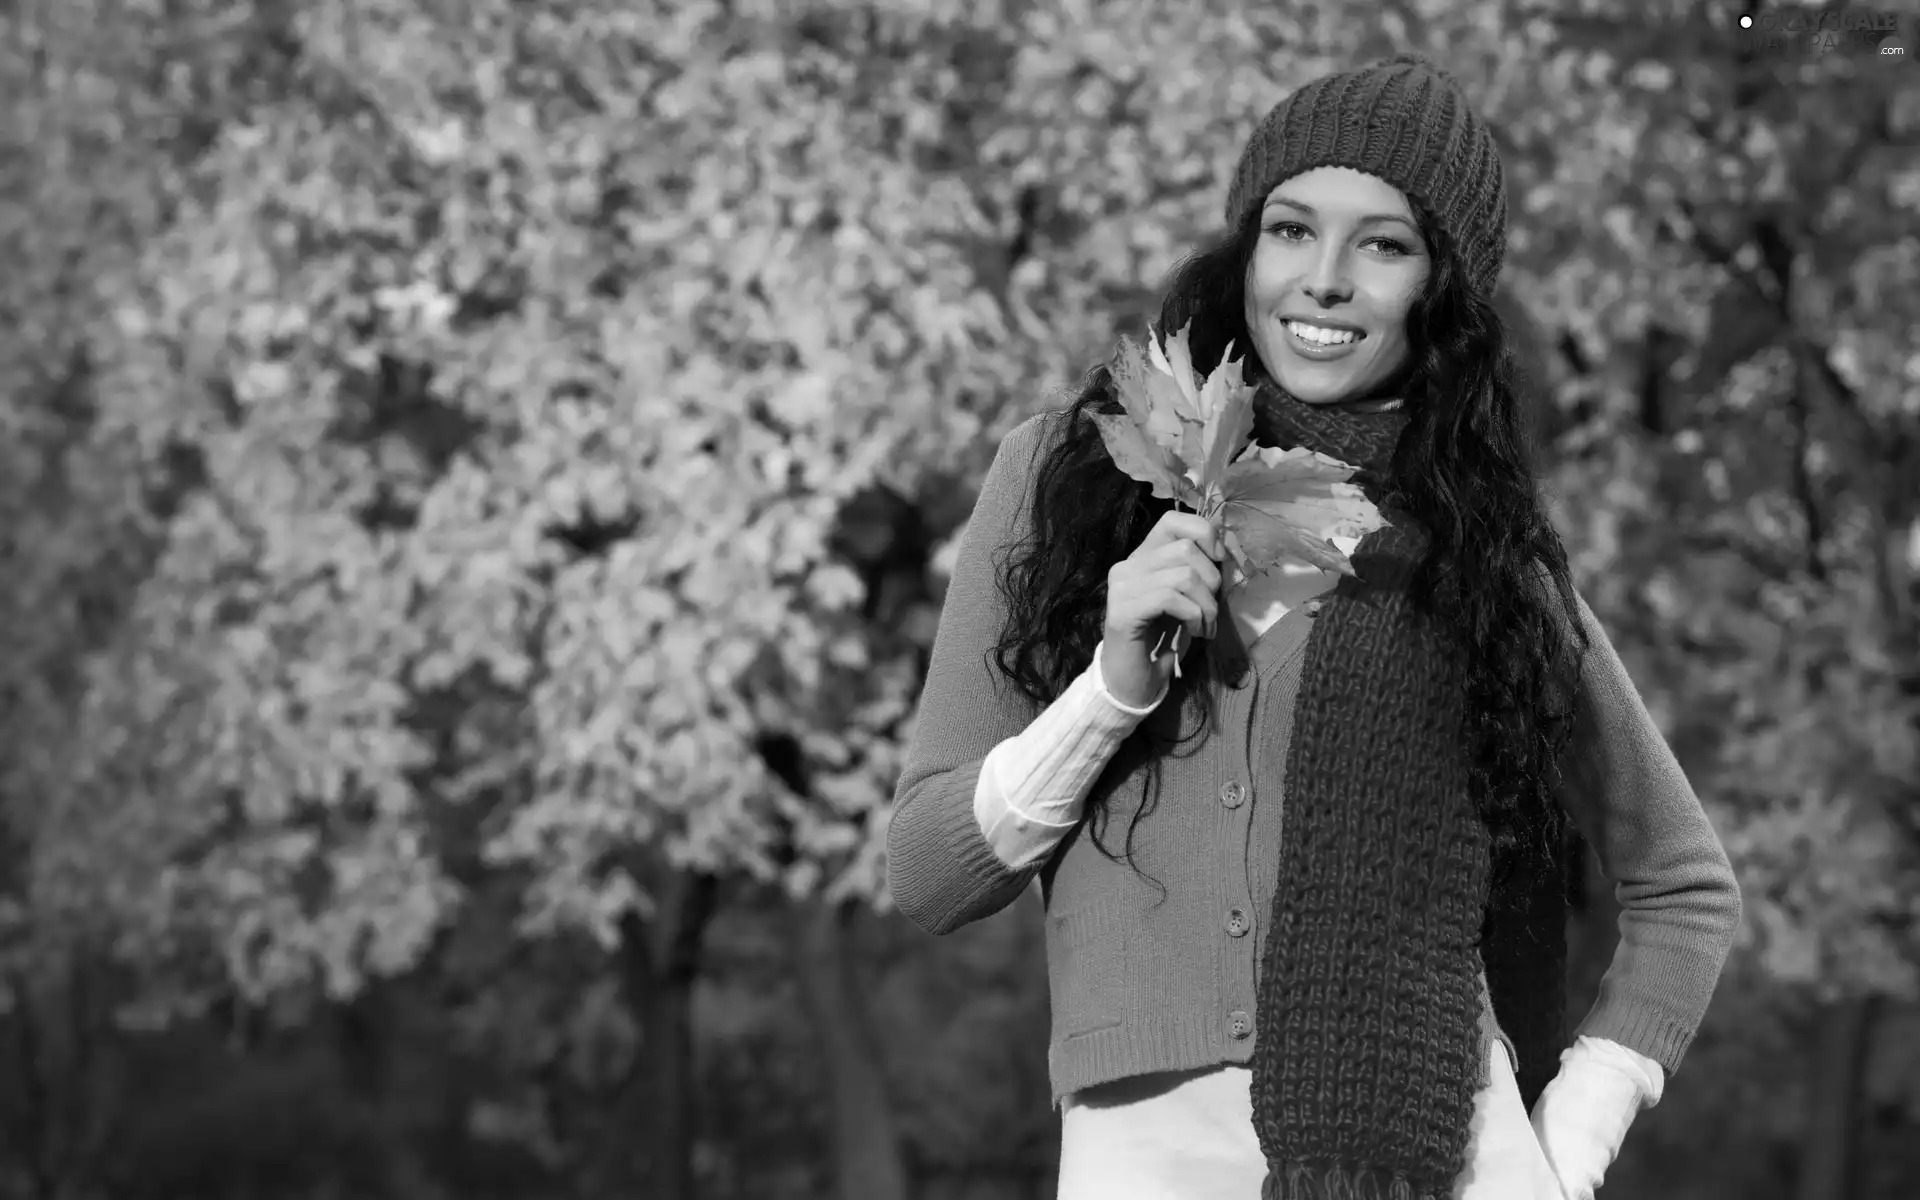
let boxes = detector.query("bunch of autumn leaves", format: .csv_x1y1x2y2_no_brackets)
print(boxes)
1093,323,1385,673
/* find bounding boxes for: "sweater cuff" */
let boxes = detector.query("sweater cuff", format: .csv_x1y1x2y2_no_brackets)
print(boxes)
1572,978,1701,1077
889,760,1037,936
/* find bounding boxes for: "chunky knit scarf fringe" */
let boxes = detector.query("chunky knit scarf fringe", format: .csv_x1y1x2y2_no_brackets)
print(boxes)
1261,1162,1433,1200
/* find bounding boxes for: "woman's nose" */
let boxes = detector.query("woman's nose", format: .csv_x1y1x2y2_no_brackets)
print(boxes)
1302,281,1353,307
1302,247,1353,307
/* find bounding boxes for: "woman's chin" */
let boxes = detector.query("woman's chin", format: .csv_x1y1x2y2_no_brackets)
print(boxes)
1271,367,1365,405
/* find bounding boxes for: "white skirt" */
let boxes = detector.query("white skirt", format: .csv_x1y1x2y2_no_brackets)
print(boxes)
1055,1046,1561,1200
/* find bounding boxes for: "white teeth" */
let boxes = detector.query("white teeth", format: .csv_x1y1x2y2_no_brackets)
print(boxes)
1286,320,1359,346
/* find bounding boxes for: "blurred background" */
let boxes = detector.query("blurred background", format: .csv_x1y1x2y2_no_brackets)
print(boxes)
1,1,1917,1198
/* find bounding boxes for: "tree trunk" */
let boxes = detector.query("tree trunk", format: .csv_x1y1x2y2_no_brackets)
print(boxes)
1796,994,1878,1200
7,952,129,1200
331,982,443,1198
618,868,718,1200
792,897,911,1200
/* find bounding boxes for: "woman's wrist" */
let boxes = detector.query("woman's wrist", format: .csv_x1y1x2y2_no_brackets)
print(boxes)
1095,637,1165,711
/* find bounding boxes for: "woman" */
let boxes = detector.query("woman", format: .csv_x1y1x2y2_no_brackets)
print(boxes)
887,54,1741,1200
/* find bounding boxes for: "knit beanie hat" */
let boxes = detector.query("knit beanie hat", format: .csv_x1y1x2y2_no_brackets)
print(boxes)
1223,53,1508,298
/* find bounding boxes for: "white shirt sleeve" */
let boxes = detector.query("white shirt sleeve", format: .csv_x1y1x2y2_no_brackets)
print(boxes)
971,641,1166,870
1530,1035,1667,1199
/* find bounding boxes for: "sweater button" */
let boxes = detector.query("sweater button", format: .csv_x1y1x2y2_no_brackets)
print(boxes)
1228,1010,1252,1040
1225,908,1250,937
1220,781,1246,809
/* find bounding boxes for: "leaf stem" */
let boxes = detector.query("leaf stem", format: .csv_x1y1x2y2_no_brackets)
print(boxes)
1151,623,1178,677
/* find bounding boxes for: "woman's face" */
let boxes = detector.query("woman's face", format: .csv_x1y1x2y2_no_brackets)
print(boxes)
1243,167,1430,405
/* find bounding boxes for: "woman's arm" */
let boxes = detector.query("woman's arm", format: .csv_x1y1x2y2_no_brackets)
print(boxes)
1531,587,1744,1196
887,412,1071,935
1557,588,1743,1068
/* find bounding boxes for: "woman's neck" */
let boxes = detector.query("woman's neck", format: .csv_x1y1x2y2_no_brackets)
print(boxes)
1251,378,1410,477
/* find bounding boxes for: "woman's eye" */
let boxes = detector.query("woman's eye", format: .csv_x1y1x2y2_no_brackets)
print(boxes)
1265,224,1415,257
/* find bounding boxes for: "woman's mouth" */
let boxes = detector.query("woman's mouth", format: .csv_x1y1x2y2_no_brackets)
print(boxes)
1283,319,1364,360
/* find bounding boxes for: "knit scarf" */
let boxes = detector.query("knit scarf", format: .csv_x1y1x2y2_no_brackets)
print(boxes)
1245,381,1567,1199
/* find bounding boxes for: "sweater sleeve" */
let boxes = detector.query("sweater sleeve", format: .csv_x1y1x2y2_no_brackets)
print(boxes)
887,412,1065,935
1558,588,1744,1075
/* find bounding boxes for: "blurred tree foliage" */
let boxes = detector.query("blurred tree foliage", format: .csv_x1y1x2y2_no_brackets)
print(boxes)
1,1,1917,1198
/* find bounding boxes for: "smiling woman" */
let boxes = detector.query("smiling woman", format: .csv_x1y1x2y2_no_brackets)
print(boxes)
887,52,1741,1200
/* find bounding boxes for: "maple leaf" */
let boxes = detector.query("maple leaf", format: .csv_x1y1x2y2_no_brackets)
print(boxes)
1189,344,1256,498
1087,411,1193,504
1092,322,1387,671
1097,322,1382,578
1093,332,1200,503
1218,444,1387,577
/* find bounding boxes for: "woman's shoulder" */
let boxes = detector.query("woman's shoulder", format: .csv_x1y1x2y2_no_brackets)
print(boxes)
1002,405,1076,452
949,407,1079,549
980,405,1076,488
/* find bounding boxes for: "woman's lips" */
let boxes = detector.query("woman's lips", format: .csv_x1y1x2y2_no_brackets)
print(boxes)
1282,318,1364,361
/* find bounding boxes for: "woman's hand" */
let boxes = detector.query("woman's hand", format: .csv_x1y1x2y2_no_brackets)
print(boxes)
1100,511,1224,708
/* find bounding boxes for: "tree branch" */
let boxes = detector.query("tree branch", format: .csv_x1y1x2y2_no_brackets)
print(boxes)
1665,198,1780,308
1788,355,1829,583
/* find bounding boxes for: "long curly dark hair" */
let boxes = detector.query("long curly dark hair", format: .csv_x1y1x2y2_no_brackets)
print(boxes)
991,204,1589,891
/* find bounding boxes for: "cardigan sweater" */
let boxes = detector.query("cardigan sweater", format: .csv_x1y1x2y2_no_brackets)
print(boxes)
977,552,1661,1199
886,411,1742,1151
